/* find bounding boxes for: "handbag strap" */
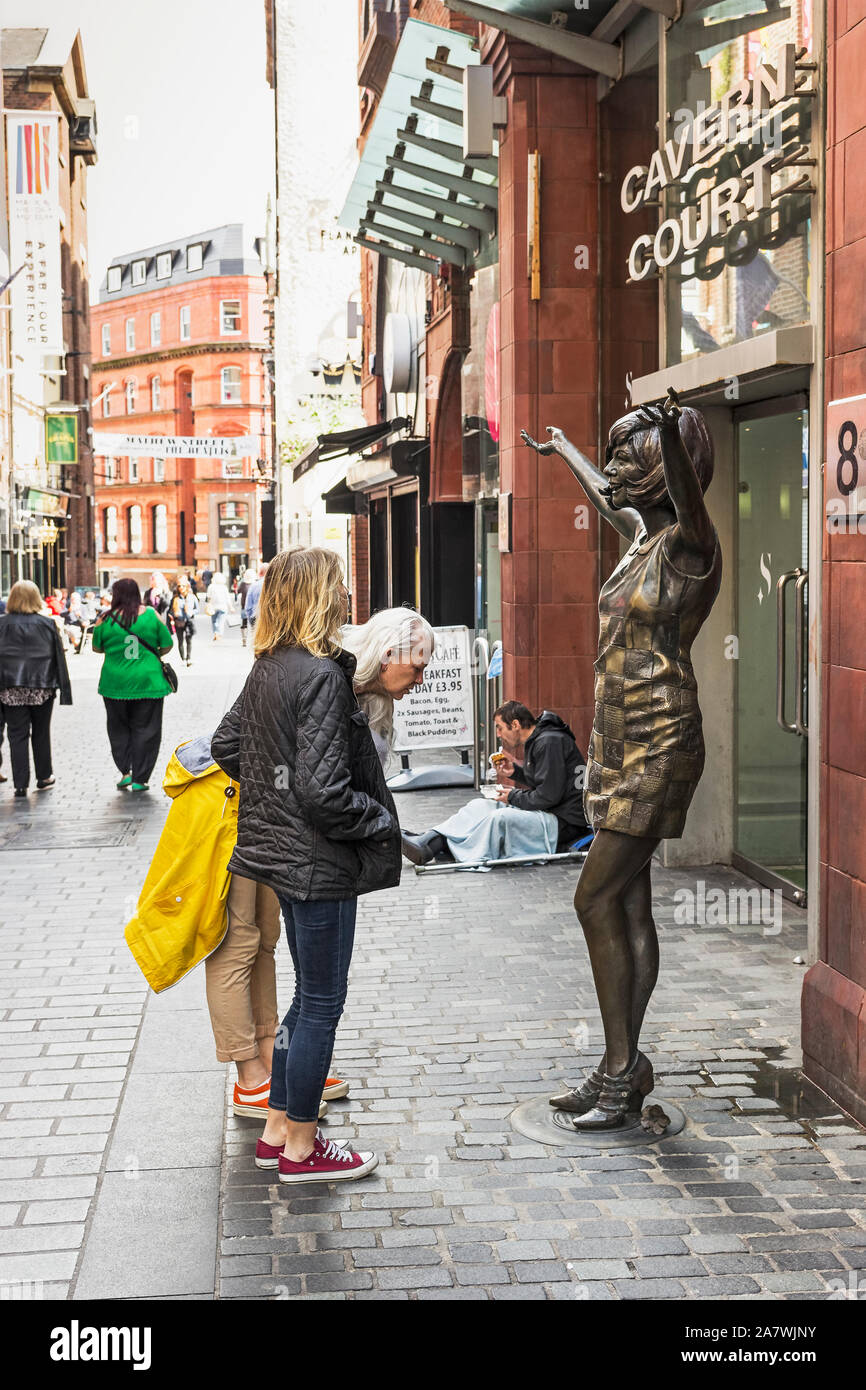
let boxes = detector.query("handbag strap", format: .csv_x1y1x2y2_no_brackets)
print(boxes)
106,613,167,661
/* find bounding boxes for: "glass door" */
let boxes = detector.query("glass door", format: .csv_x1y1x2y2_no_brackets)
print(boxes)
734,398,808,902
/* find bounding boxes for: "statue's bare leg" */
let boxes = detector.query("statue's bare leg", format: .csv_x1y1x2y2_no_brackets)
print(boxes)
573,830,660,1077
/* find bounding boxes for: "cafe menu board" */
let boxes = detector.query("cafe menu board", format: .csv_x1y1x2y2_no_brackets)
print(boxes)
392,625,474,752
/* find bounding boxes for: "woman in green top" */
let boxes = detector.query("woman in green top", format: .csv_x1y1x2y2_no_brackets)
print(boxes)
92,579,174,791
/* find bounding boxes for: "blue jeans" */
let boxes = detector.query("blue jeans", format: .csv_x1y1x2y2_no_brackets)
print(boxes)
211,609,226,636
269,897,357,1122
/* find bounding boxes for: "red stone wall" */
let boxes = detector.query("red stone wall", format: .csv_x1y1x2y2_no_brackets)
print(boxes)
802,0,866,1124
491,38,601,748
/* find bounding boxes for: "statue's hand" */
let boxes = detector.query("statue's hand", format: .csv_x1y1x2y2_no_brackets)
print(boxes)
635,401,679,436
521,427,558,456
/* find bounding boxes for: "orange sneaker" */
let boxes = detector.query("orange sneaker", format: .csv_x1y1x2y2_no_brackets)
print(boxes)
323,1076,349,1100
233,1078,327,1120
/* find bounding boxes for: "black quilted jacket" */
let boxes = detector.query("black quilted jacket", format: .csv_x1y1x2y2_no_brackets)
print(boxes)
211,645,401,901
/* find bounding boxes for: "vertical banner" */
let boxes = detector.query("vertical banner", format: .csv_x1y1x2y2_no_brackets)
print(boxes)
6,112,63,359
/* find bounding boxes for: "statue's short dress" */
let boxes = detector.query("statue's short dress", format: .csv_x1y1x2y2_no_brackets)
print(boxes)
584,524,722,840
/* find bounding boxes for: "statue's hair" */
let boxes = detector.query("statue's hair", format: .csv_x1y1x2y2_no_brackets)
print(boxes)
606,405,713,509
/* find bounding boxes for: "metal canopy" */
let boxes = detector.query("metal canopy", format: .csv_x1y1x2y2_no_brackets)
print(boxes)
339,19,498,272
442,0,622,78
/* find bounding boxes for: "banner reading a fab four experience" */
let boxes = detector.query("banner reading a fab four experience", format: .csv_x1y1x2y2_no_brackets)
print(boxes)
392,625,474,752
6,113,63,359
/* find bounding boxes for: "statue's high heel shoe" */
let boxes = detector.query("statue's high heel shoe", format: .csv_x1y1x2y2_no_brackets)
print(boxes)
549,1064,605,1114
566,1052,655,1131
550,1051,653,1116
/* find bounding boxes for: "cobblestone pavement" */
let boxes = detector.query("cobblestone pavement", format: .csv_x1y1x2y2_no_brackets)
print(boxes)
1,634,865,1302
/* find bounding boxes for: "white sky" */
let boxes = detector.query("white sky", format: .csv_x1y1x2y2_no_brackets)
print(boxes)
2,0,275,299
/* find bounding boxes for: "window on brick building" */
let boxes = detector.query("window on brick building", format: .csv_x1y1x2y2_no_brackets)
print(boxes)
129,456,139,483
156,252,172,280
129,504,143,554
151,376,161,411
104,505,118,554
132,259,146,286
150,312,161,346
221,366,242,404
101,323,110,356
107,266,122,292
221,300,241,334
153,504,168,553
125,318,135,351
186,243,203,272
180,306,191,341
103,390,111,419
153,457,165,483
126,379,137,413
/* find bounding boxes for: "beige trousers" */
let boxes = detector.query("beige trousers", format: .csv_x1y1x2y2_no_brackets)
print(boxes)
205,874,282,1062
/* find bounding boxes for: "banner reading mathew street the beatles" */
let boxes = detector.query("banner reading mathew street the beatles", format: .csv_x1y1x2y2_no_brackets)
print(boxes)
6,112,63,360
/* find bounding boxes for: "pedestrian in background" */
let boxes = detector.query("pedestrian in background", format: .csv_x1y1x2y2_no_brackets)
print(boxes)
168,577,198,667
206,570,230,641
144,571,171,617
0,580,72,797
243,564,268,628
238,566,256,647
92,578,173,793
212,547,401,1184
63,591,88,653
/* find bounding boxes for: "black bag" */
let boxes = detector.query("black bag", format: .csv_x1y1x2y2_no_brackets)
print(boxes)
107,615,178,693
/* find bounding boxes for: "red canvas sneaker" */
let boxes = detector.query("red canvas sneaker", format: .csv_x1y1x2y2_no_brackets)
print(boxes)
323,1076,350,1100
278,1131,377,1185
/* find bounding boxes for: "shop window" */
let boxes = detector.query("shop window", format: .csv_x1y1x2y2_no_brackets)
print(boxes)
460,264,500,500
661,0,813,366
220,299,241,334
101,323,111,356
104,506,118,554
128,504,143,554
153,504,168,553
221,366,242,403
107,266,122,292
125,318,135,351
151,376,161,411
156,252,172,280
179,305,191,341
150,312,161,346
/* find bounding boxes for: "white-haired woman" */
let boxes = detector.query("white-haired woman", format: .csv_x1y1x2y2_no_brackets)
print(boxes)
341,607,435,766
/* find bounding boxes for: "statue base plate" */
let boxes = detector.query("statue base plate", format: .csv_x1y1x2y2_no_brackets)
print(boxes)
510,1094,687,1149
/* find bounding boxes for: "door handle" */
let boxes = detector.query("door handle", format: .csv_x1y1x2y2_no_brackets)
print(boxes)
776,568,805,735
794,570,808,736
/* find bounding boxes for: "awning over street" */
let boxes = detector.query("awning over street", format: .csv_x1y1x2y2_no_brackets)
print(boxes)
340,18,499,272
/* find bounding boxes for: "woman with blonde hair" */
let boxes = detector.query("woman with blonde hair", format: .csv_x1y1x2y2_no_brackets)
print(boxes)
0,580,72,796
212,548,401,1184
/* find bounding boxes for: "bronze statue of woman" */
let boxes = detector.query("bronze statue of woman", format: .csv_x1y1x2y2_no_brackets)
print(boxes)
522,391,721,1130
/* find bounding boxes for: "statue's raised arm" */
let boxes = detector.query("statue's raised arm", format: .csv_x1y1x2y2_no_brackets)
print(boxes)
521,426,641,542
631,389,716,572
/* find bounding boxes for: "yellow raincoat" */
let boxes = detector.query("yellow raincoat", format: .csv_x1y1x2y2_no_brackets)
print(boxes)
124,735,238,992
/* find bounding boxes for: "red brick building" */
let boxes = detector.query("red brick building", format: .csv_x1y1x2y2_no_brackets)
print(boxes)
90,224,272,589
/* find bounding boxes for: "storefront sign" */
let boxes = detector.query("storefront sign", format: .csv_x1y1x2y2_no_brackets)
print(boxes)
92,433,256,459
826,395,866,534
45,412,78,465
6,113,63,358
621,44,813,281
26,488,68,519
392,625,474,752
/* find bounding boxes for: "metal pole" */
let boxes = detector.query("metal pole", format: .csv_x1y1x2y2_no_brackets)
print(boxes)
415,849,589,876
472,635,489,790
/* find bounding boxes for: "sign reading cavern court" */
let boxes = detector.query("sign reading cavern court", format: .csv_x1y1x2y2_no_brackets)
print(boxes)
621,43,814,282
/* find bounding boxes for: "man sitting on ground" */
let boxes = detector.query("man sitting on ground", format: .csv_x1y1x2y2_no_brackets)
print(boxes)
401,700,590,865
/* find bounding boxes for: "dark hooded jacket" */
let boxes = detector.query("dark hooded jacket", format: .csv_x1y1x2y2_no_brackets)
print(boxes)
211,645,401,901
506,710,588,845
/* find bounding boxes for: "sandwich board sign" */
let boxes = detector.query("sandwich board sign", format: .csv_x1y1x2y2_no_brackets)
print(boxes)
391,624,474,757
